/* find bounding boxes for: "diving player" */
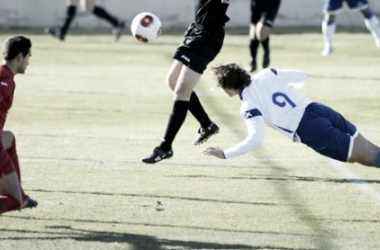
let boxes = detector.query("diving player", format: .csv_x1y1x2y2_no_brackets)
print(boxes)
204,63,380,168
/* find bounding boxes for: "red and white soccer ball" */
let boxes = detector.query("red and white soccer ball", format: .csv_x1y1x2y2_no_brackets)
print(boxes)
131,12,162,43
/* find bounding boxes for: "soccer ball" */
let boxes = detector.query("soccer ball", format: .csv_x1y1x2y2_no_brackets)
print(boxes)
131,12,162,43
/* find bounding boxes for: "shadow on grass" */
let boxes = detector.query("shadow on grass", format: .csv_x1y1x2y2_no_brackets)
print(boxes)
0,226,322,250
4,215,321,238
0,227,256,249
26,188,287,207
167,174,380,185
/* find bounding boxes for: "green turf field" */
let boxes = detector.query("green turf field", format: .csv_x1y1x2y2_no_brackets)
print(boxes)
0,31,380,249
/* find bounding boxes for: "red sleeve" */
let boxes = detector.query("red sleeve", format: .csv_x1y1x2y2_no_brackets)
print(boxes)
0,77,14,103
0,86,3,103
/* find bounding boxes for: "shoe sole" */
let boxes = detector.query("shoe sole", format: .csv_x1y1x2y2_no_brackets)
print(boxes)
142,157,172,164
193,129,219,145
142,152,173,164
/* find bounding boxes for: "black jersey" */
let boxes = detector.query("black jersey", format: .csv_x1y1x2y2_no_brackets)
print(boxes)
195,0,230,29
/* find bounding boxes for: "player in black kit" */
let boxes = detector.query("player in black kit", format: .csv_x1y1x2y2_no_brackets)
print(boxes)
142,0,230,164
45,0,125,41
249,0,281,72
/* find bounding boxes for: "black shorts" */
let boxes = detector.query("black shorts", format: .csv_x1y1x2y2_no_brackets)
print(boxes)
173,23,225,74
251,0,281,27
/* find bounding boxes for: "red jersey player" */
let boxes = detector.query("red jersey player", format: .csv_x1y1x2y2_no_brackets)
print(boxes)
0,36,37,215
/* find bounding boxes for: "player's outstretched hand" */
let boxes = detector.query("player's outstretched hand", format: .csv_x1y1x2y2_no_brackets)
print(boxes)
203,147,226,159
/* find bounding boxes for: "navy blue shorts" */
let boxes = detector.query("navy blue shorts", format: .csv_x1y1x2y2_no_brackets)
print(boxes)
296,103,358,162
324,0,369,13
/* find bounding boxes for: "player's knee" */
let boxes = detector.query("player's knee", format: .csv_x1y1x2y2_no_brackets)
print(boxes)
249,25,257,39
81,0,95,13
1,131,14,150
255,26,270,41
324,14,336,25
173,88,192,101
258,32,269,41
84,5,95,13
350,135,379,166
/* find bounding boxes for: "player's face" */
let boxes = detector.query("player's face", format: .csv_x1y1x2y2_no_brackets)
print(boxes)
18,50,31,74
223,88,237,97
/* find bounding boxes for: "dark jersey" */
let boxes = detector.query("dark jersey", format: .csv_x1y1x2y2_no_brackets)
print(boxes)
0,65,15,131
195,0,230,29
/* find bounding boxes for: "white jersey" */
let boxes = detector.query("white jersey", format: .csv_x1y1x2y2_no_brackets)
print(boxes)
224,68,311,159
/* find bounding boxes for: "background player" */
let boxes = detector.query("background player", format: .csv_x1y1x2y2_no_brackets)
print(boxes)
322,0,380,56
204,63,380,168
46,0,125,41
0,36,38,215
142,0,230,164
248,0,281,72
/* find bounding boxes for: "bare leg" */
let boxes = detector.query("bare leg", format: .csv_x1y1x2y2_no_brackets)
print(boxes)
255,22,271,41
0,131,23,214
2,131,13,150
167,60,183,91
0,172,23,214
142,64,202,163
173,66,201,101
167,60,213,131
349,133,380,167
0,172,23,204
2,131,26,199
255,22,272,68
80,0,95,12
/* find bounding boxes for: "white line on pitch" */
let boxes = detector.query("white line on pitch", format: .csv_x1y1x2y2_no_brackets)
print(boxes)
330,160,380,207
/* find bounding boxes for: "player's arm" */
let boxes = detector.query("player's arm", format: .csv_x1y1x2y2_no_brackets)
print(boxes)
0,77,12,103
273,69,308,88
0,84,5,103
203,115,265,159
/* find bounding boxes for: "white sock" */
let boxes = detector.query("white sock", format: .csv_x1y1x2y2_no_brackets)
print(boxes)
364,16,380,48
322,20,336,50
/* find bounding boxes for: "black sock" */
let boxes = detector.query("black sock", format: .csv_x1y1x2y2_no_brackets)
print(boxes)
249,39,259,64
189,92,212,129
261,38,270,55
92,6,119,27
261,38,270,68
61,5,77,37
159,101,190,151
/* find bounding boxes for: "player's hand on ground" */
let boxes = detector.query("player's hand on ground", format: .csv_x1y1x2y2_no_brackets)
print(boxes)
203,147,226,159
